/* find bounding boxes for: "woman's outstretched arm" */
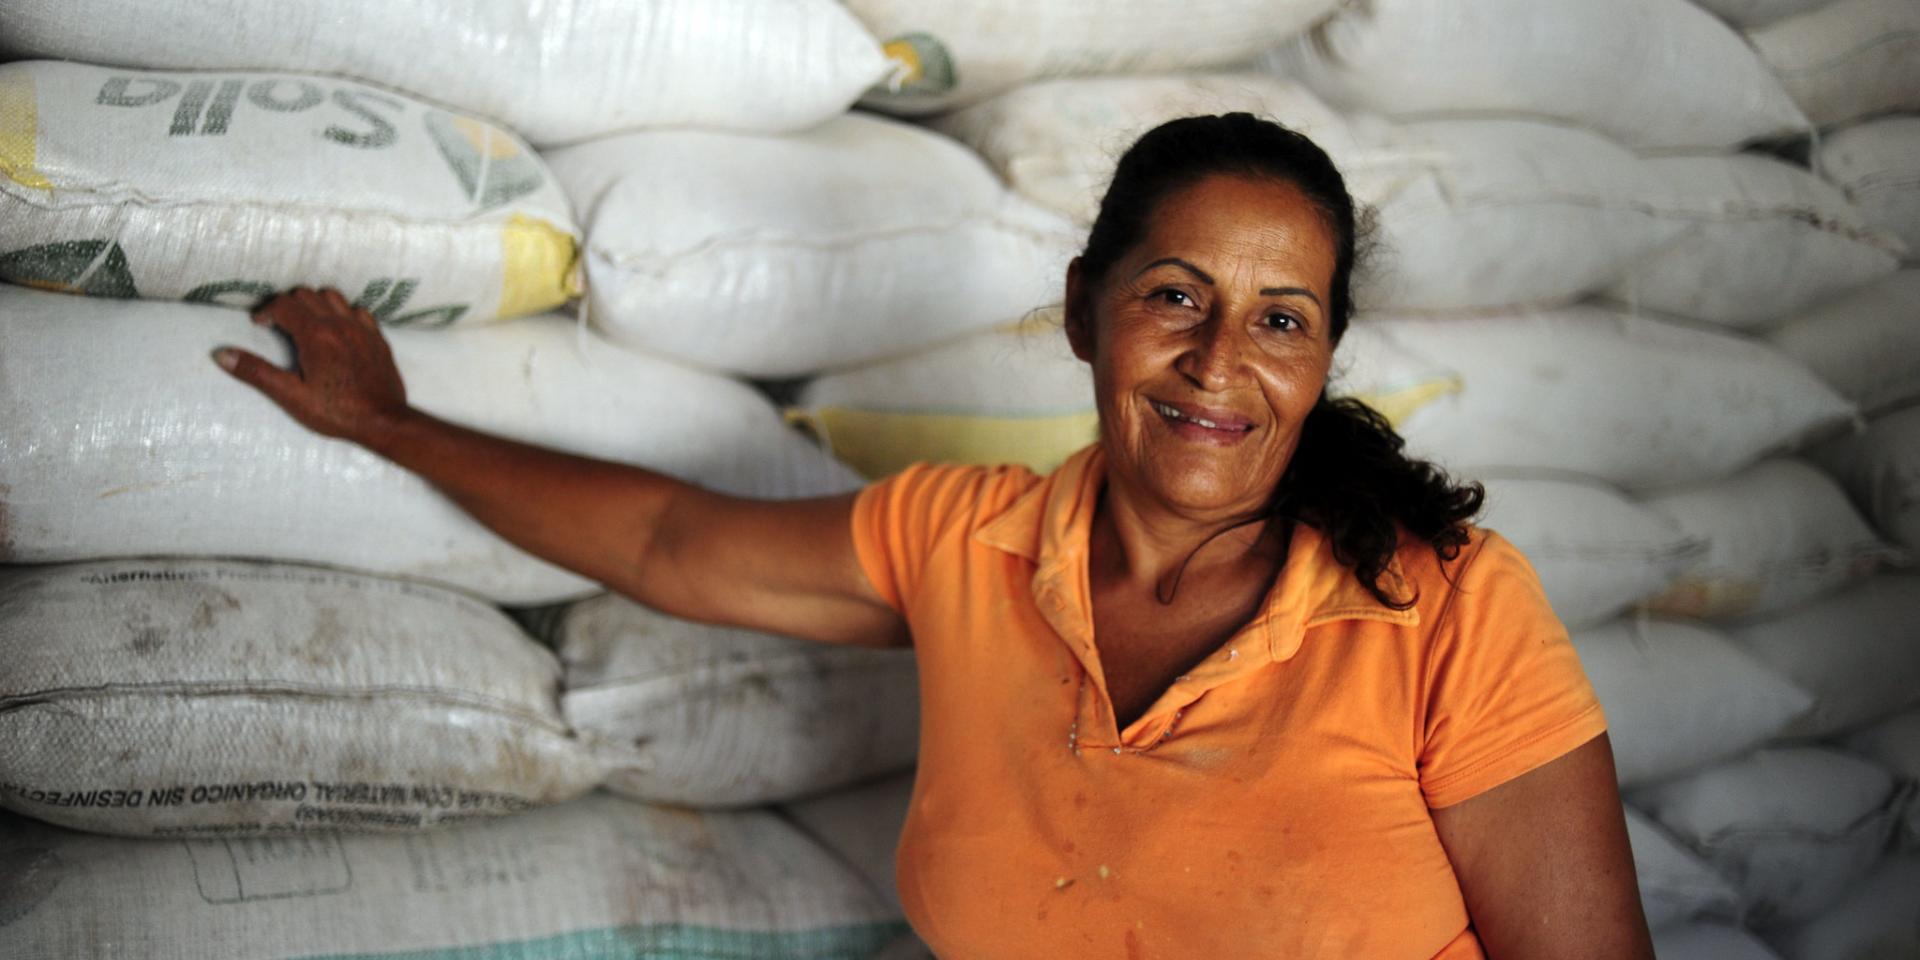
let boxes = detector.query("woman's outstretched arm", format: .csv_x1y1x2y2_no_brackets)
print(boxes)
215,287,905,648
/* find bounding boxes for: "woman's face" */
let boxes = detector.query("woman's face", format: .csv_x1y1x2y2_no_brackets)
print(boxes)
1067,174,1339,520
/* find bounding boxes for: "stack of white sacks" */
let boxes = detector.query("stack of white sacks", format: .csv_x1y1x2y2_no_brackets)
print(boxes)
1,0,1917,957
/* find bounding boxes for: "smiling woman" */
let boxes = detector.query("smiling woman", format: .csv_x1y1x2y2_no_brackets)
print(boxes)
213,114,1654,959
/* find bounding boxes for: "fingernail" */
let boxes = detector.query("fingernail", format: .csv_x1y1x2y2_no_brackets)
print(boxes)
212,348,238,371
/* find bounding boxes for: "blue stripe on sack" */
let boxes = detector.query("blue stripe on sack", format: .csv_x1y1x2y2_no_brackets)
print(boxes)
292,921,911,960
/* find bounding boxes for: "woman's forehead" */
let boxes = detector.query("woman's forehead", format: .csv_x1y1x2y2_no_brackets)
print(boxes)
1123,176,1338,288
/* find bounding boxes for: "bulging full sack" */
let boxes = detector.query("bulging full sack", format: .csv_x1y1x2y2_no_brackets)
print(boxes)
1751,0,1920,129
1813,404,1920,552
1817,117,1920,260
1369,307,1855,490
1263,0,1807,150
0,61,578,324
1630,747,1904,926
1770,270,1920,414
0,287,862,603
0,560,598,837
1642,458,1899,620
551,595,919,807
1604,153,1903,328
930,73,1384,227
844,0,1341,115
788,315,1463,480
1571,620,1813,787
783,771,917,914
1652,924,1786,960
1479,477,1704,629
1844,711,1920,849
1690,0,1832,29
1730,573,1920,739
547,113,1077,378
1365,120,1685,313
0,795,906,960
0,0,889,146
1768,857,1920,960
1623,805,1742,931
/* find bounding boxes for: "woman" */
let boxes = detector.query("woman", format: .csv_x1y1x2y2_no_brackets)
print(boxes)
214,114,1654,959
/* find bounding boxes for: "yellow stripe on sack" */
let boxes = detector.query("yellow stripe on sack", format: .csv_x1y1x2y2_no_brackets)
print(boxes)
0,69,51,191
499,214,582,319
454,114,526,159
882,39,926,86
1350,375,1462,428
786,408,1100,480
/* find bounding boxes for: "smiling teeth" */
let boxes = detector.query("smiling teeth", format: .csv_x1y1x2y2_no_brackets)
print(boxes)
1153,401,1221,429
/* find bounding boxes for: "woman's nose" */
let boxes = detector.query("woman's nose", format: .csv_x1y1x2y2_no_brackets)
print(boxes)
1175,317,1240,392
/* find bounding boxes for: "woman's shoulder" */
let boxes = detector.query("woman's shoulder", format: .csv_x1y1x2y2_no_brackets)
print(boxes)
856,459,1049,547
1387,523,1546,620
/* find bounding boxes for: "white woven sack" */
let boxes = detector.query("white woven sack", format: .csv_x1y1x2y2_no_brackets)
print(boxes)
1571,620,1813,787
1845,711,1920,849
552,596,919,807
1735,572,1920,737
1362,120,1684,312
0,560,598,837
929,73,1387,227
0,0,888,146
1810,405,1920,551
1604,153,1903,329
0,61,578,324
1653,924,1786,960
1731,574,1920,739
783,771,917,914
0,287,862,604
547,113,1077,378
1771,270,1920,414
843,0,1342,116
1631,747,1904,926
1691,0,1834,29
1642,459,1900,620
1624,805,1743,931
1769,857,1920,960
1478,477,1704,629
1263,0,1807,151
1368,307,1855,490
1751,0,1920,129
0,795,906,959
1818,117,1920,263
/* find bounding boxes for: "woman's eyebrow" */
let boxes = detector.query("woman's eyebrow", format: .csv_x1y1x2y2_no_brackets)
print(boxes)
1261,286,1323,306
1134,257,1214,284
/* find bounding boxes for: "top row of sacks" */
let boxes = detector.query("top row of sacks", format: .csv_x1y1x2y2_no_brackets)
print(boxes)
8,0,1914,147
4,59,1905,376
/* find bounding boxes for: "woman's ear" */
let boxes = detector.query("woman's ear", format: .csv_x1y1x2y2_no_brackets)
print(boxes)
1063,257,1095,364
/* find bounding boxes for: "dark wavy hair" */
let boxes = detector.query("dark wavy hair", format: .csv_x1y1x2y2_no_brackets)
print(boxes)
1072,112,1483,608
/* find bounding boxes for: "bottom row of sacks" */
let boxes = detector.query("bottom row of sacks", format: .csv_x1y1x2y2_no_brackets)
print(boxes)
0,793,917,960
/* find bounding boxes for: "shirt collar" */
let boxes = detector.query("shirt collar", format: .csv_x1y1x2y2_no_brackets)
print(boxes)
975,444,1419,663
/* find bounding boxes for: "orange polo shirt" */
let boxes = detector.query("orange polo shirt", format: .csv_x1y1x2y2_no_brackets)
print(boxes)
850,445,1608,959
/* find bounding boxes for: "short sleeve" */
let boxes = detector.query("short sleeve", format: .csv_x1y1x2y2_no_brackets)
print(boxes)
1418,532,1609,809
849,461,1003,614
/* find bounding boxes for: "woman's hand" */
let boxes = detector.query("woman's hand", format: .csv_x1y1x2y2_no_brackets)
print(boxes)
214,287,412,445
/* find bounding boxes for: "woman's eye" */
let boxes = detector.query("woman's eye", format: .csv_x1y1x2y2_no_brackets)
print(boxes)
1264,312,1299,331
1155,289,1194,308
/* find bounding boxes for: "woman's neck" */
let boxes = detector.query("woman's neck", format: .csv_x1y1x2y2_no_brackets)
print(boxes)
1091,471,1285,601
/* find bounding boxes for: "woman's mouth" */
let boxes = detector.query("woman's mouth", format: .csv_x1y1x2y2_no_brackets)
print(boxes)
1150,399,1255,443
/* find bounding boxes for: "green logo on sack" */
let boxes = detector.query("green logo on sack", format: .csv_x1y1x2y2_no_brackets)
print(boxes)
184,277,467,328
0,240,139,298
424,111,544,211
872,33,959,100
